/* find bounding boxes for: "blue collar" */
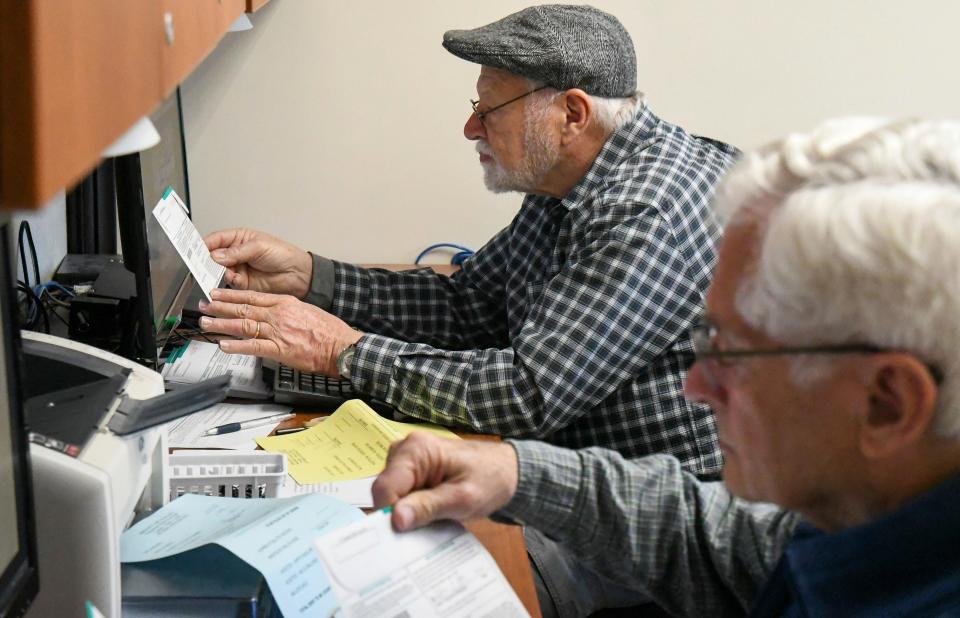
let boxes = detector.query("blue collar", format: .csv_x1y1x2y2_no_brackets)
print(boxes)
757,473,960,616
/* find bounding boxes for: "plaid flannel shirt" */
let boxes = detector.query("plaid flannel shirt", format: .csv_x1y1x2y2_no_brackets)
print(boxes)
500,440,799,617
328,105,738,473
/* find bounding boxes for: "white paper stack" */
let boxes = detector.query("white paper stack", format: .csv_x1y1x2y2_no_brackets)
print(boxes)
166,403,292,450
162,340,271,399
277,476,376,508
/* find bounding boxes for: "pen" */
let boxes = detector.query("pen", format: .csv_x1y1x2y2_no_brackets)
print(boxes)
275,426,306,435
203,412,295,436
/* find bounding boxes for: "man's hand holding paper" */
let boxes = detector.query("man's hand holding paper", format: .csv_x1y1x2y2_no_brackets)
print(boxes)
152,187,225,300
205,227,314,296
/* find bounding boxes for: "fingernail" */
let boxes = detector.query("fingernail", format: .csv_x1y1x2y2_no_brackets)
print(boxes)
199,317,211,328
393,505,414,531
219,340,232,352
212,250,226,260
198,300,209,311
209,289,220,299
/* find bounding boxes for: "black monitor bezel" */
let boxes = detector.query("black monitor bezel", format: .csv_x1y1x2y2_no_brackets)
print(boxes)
115,88,194,368
0,218,39,617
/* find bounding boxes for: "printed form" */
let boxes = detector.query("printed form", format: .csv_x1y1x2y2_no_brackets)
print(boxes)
162,339,270,399
152,187,225,300
257,400,460,484
314,509,529,618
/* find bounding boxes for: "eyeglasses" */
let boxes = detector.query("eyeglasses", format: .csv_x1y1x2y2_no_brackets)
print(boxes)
690,321,944,388
691,321,881,366
691,321,875,389
470,85,549,128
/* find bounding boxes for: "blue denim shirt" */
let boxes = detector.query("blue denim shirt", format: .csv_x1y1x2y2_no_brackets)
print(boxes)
752,474,960,617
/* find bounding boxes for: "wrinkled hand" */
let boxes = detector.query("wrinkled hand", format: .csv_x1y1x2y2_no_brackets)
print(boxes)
204,228,313,297
199,288,361,375
372,432,519,532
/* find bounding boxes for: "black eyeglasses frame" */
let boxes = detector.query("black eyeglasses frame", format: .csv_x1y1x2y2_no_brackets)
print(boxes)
470,85,550,127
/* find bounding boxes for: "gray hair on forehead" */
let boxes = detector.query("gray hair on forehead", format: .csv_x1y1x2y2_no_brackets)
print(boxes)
711,118,960,436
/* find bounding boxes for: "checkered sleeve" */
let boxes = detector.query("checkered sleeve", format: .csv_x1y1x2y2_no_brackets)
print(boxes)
500,440,799,617
346,213,706,437
329,228,513,350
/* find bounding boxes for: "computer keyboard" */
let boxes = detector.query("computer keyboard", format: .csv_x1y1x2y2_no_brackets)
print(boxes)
265,362,394,416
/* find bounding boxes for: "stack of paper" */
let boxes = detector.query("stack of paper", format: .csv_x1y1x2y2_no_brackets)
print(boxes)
257,399,460,485
162,340,270,399
166,403,292,450
277,477,377,508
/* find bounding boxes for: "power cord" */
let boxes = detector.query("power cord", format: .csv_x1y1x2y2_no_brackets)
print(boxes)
414,243,475,266
18,221,40,291
15,221,50,332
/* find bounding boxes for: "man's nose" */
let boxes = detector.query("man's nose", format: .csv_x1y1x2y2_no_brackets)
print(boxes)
683,361,725,408
464,112,485,141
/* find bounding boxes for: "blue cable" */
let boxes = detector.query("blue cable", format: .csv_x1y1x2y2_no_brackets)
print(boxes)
35,281,75,297
29,281,75,324
415,243,475,266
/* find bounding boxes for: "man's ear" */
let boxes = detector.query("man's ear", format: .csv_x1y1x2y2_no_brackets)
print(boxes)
859,354,939,459
559,89,593,144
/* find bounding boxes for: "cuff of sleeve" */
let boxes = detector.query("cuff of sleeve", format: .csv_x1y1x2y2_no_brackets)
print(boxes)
302,253,335,309
494,439,586,539
351,333,408,402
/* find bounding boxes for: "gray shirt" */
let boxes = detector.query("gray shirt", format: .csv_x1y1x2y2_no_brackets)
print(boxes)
499,440,800,617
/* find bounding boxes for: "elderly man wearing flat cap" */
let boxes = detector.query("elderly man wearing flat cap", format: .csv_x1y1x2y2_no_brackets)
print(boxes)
202,6,735,611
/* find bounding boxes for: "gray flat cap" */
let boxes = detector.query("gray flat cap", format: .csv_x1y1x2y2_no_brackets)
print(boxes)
443,4,637,98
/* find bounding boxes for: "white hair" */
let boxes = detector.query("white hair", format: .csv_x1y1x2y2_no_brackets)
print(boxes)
524,79,643,134
712,118,960,437
588,92,644,133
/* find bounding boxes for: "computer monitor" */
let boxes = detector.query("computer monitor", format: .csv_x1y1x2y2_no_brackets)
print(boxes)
115,89,195,367
0,214,39,617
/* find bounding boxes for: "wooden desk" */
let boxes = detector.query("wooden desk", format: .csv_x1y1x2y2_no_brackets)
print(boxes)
276,412,542,618
363,263,460,276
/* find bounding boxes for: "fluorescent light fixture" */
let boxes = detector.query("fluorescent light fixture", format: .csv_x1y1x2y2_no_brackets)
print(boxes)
229,13,253,32
102,117,160,157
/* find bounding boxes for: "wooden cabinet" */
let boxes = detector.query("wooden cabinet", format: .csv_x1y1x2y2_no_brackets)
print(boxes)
0,0,245,210
0,0,164,210
247,0,271,12
161,0,245,96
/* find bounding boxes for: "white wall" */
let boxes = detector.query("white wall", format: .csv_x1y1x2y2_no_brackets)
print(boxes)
10,194,67,282
182,1,960,264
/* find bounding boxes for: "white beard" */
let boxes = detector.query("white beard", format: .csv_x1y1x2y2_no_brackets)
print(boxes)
476,111,559,195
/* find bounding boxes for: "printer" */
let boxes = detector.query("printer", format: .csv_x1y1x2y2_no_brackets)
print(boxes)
20,332,228,617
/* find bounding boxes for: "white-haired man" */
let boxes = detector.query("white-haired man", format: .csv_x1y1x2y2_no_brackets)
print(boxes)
372,118,960,617
200,6,736,470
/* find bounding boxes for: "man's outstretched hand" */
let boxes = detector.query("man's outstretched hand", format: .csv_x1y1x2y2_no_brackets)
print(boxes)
372,432,520,532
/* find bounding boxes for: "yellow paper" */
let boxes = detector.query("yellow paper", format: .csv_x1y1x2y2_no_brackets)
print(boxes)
256,400,459,484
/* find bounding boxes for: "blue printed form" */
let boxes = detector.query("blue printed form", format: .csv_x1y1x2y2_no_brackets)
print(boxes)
121,493,364,617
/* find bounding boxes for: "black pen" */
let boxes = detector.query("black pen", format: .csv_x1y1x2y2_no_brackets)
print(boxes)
275,426,307,435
